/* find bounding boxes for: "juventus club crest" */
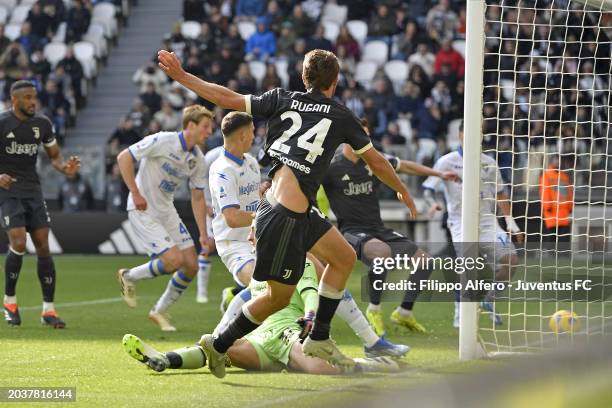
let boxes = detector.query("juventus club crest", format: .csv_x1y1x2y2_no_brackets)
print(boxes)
33,127,40,139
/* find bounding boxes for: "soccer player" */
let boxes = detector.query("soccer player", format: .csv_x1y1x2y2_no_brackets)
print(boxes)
208,112,260,307
321,120,460,336
122,256,402,375
196,145,223,304
423,120,523,327
158,48,416,377
116,105,212,331
1,80,80,328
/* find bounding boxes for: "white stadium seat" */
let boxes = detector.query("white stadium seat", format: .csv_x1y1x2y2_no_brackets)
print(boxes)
384,60,408,93
83,23,108,58
9,4,30,24
452,40,466,58
362,40,388,67
346,20,367,45
274,59,289,88
92,2,118,38
321,3,347,25
52,22,66,43
397,118,413,142
237,21,255,41
43,42,67,68
0,7,7,25
3,23,20,40
181,21,201,39
248,60,266,87
446,118,462,150
322,21,339,43
0,0,15,12
74,41,97,79
354,61,377,89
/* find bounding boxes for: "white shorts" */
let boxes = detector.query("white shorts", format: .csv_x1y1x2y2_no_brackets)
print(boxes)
449,222,516,263
128,209,194,257
216,239,255,286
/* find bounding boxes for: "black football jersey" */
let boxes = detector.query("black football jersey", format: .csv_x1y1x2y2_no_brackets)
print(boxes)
247,88,372,202
322,153,400,232
0,110,55,198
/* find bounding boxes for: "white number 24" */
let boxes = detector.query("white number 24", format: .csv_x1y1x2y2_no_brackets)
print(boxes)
269,111,332,164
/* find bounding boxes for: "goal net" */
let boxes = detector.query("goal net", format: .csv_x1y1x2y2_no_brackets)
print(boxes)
461,0,612,358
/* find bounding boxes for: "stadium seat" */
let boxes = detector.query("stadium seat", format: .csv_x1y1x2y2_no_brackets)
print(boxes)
52,21,67,43
83,23,108,58
396,118,413,142
452,40,466,58
446,118,462,150
384,60,408,93
181,21,201,39
500,79,515,101
0,6,7,24
322,21,339,43
0,0,15,13
321,3,347,25
274,59,289,88
416,138,437,163
9,4,30,24
362,41,388,67
346,20,367,46
43,42,67,68
92,2,118,38
74,41,97,79
20,0,37,5
3,22,20,40
237,21,255,41
354,61,377,89
248,60,266,88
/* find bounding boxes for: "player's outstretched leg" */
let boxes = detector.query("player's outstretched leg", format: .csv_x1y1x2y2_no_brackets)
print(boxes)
117,258,167,308
122,334,171,372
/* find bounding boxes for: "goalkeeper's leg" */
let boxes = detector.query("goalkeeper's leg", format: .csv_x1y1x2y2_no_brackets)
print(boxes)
213,288,252,336
122,334,206,372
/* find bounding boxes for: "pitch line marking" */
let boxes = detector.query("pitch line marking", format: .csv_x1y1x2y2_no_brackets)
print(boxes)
20,297,124,311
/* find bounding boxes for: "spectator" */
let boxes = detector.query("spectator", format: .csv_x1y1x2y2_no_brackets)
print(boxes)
306,24,332,52
16,23,39,56
408,64,432,97
264,1,285,33
426,0,459,42
183,0,206,22
153,99,181,131
0,25,11,56
288,59,306,92
38,78,69,140
276,22,296,60
41,0,66,34
434,38,464,77
66,0,91,43
30,48,52,83
184,54,206,78
235,62,257,94
139,82,162,114
288,4,314,39
335,45,356,75
397,80,424,120
432,62,458,92
106,163,128,213
222,24,245,61
412,98,443,143
207,61,231,86
57,46,85,107
126,98,151,136
0,42,30,81
395,21,425,59
235,0,265,22
342,88,364,117
261,63,281,91
381,122,405,146
431,80,452,114
371,78,397,121
408,43,436,78
58,173,94,212
108,117,141,148
27,3,52,41
133,62,168,94
363,96,387,140
335,25,360,61
195,22,216,58
301,0,324,21
245,16,276,62
450,80,464,119
368,4,397,42
217,46,241,79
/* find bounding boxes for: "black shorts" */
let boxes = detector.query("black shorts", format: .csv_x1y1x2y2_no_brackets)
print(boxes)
343,227,419,262
253,197,332,285
0,195,51,232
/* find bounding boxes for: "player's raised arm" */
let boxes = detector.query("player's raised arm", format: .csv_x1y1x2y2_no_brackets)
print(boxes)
358,147,417,219
157,50,247,112
397,159,460,181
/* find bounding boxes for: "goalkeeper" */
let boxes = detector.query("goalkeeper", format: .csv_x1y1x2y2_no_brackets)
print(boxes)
122,254,401,374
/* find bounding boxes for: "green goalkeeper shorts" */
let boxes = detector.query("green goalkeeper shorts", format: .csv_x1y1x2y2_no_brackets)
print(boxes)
245,317,301,371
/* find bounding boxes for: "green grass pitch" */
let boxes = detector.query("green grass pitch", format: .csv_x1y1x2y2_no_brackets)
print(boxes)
1,255,492,407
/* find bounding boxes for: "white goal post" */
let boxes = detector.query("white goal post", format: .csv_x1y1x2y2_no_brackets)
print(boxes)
461,0,612,359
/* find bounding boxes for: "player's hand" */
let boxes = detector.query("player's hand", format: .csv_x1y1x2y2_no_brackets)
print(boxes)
132,191,147,211
441,171,461,182
157,50,185,81
296,310,315,342
427,202,443,218
63,156,81,177
398,190,417,219
0,174,16,189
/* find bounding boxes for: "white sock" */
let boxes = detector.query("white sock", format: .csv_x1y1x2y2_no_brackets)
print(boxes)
213,288,250,337
337,291,379,348
197,254,211,297
397,307,412,318
4,295,16,304
125,259,166,282
43,302,55,313
152,270,191,313
367,303,381,312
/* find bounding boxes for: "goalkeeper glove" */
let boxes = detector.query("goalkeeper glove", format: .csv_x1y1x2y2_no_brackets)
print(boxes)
296,310,315,342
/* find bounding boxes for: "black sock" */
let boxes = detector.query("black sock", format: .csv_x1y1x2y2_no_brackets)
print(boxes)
213,310,259,353
368,265,387,305
400,301,414,310
231,285,243,296
310,295,341,340
165,352,183,369
4,250,23,297
37,256,56,302
401,266,433,310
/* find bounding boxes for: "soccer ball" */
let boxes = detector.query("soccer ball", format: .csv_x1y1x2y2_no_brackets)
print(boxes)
549,310,579,333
